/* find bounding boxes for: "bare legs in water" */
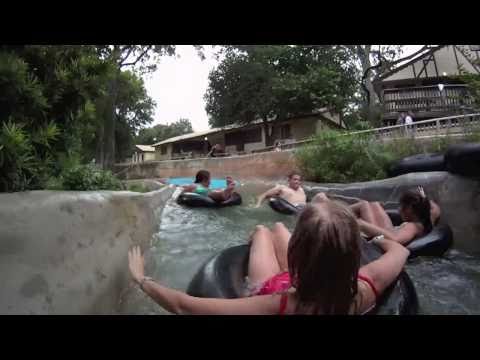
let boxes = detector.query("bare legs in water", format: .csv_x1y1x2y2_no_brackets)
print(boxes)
312,192,394,230
247,222,292,289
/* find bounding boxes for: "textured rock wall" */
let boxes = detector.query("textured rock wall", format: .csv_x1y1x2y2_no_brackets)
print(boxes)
0,187,174,314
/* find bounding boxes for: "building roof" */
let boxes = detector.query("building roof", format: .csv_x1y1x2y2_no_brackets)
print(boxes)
135,145,155,152
152,128,225,147
375,46,445,82
152,108,338,147
374,45,480,84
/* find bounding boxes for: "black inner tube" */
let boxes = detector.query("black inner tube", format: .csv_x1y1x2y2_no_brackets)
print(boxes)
444,142,480,177
268,197,303,215
187,241,418,315
388,153,446,177
177,192,242,207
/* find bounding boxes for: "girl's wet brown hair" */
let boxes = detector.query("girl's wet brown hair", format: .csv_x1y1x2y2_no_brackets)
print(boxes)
287,201,362,314
194,170,210,184
399,190,432,233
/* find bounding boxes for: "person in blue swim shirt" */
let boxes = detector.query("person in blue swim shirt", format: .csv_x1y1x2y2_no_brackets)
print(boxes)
182,170,236,202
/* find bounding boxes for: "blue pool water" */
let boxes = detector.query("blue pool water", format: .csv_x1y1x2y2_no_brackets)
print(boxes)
167,177,232,190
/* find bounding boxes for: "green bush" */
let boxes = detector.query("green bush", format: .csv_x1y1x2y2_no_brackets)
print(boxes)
126,183,150,193
0,120,60,192
296,127,480,183
51,164,122,191
295,130,394,183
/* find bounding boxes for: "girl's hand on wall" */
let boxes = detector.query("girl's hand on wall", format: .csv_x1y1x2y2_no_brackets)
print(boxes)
128,246,145,284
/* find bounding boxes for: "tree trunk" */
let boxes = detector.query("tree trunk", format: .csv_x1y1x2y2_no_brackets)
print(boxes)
103,74,119,170
94,76,119,170
95,120,104,168
357,46,380,122
95,46,122,170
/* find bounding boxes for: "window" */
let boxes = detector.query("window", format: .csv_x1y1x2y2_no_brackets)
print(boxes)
243,127,262,143
225,131,243,146
226,128,262,146
172,141,204,154
161,145,167,155
280,124,291,139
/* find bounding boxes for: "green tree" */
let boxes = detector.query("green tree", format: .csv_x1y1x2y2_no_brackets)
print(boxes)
93,45,205,169
458,72,480,109
113,70,156,162
205,45,357,146
93,45,176,169
0,46,109,191
135,118,193,145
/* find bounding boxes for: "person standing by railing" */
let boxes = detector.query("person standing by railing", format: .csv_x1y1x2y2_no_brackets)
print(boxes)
404,111,414,137
274,140,282,152
395,112,406,137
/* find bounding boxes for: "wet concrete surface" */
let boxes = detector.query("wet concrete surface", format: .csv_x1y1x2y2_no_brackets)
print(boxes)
0,188,173,314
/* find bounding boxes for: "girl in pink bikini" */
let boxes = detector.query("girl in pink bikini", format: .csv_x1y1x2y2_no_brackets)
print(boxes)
128,197,409,315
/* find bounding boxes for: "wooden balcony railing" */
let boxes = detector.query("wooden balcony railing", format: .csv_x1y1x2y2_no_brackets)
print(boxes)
348,113,480,140
382,84,474,114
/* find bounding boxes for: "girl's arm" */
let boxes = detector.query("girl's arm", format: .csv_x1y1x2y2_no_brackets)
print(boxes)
141,280,278,315
359,237,410,296
128,246,278,315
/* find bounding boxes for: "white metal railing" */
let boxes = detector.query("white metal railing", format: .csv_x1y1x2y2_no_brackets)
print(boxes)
347,113,480,140
254,113,480,153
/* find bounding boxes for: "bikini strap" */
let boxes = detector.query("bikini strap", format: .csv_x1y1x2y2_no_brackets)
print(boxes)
278,293,288,315
357,273,379,301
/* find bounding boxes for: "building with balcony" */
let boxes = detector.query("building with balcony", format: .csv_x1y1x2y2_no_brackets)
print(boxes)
374,45,480,126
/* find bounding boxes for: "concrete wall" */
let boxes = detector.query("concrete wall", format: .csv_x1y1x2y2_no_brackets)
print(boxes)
115,150,298,181
132,151,156,163
0,187,174,314
145,152,156,161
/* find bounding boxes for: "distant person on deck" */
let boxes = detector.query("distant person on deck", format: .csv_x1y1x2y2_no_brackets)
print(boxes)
207,144,223,157
274,141,282,152
255,172,306,210
404,111,414,136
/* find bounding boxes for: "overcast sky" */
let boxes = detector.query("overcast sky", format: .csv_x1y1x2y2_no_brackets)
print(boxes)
143,45,424,132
